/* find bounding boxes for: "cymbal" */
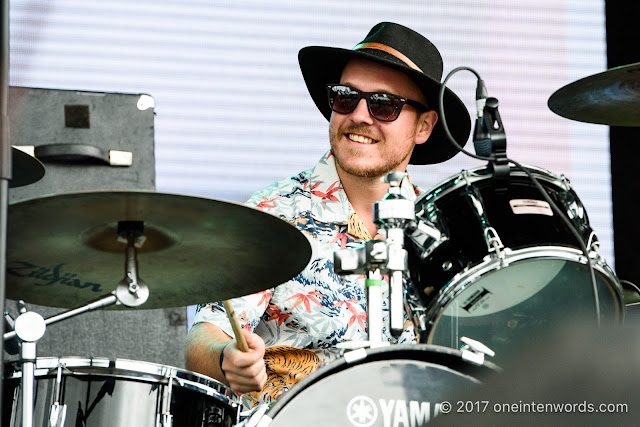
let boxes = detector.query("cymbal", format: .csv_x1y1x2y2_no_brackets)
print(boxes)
548,62,640,126
10,146,45,188
6,191,312,309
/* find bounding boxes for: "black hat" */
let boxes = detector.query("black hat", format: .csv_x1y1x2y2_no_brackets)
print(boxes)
298,22,471,165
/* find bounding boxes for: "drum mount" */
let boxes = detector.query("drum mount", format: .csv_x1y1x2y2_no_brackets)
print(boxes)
334,171,414,344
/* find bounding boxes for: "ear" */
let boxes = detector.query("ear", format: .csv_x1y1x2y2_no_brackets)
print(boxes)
415,110,438,145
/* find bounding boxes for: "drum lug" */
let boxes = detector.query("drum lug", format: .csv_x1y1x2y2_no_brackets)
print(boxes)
484,227,505,260
49,364,67,427
586,231,603,260
158,368,176,427
460,336,495,366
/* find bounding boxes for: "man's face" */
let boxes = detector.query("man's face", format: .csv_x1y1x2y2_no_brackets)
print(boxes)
329,58,437,179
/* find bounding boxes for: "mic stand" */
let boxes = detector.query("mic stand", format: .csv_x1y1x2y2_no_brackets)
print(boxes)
3,224,149,427
334,171,414,347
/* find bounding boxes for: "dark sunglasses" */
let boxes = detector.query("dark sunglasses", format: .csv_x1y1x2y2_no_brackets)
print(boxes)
327,84,428,122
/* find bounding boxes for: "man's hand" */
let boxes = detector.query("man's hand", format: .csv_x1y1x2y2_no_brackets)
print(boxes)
221,328,267,393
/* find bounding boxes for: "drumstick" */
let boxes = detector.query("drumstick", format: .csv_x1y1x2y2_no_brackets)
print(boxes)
222,300,249,352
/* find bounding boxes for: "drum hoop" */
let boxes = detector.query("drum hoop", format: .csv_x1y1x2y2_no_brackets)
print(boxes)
4,356,240,405
422,245,624,326
415,163,571,208
263,344,499,418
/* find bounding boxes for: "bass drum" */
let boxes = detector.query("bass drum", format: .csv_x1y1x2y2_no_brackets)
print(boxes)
2,357,240,427
405,164,624,366
247,344,499,427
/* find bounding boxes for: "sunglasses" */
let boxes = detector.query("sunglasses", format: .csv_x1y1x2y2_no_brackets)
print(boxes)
327,84,428,122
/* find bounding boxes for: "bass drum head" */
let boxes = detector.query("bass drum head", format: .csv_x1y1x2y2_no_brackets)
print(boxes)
261,344,499,427
425,248,624,367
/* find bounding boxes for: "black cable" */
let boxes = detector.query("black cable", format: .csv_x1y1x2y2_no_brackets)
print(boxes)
437,66,602,327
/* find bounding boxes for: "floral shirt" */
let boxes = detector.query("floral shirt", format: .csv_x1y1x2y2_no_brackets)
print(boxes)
192,151,420,409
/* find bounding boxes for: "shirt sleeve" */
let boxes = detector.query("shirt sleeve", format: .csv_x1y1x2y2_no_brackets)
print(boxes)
191,289,274,337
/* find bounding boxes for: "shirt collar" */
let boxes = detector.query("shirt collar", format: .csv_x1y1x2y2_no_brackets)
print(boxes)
308,151,420,238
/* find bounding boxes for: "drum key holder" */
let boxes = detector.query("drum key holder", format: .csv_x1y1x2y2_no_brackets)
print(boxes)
334,171,415,343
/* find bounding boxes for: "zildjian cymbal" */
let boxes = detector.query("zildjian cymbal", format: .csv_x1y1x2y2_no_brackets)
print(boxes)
548,62,640,127
6,190,312,309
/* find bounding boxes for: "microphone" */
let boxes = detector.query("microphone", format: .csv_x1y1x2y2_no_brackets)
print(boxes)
473,78,492,157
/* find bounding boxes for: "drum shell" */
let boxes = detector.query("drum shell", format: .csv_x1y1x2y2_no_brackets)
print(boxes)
408,165,593,289
405,165,624,365
2,357,240,427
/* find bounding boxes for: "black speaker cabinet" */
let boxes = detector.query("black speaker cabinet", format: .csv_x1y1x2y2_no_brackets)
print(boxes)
4,86,187,369
8,86,156,201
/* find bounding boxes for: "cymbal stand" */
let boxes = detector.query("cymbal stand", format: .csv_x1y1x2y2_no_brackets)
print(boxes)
2,221,149,427
334,172,415,346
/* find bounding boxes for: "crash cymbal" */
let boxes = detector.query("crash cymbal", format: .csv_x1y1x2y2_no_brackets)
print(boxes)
6,190,312,309
10,146,45,188
548,62,640,126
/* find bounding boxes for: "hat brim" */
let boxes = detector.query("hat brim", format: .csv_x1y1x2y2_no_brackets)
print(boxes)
299,46,471,165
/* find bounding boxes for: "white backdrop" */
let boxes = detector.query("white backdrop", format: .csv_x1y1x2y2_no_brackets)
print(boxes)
8,1,612,319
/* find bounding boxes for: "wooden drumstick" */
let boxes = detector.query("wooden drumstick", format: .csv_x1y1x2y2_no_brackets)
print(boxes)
222,300,249,352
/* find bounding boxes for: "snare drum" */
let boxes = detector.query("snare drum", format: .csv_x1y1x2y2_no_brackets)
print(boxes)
247,344,499,427
405,164,624,365
2,357,240,427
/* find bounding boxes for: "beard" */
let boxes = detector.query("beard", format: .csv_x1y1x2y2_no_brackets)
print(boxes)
329,123,415,179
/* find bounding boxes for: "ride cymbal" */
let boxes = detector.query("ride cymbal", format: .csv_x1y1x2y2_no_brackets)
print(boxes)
548,62,640,127
6,190,312,309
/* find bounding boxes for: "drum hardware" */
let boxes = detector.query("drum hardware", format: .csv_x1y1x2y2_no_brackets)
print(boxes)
49,363,67,427
484,228,505,261
334,171,415,343
160,368,177,427
462,172,507,262
548,62,640,127
459,336,495,366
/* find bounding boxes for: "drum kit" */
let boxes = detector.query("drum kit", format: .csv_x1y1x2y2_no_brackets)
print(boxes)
1,63,639,427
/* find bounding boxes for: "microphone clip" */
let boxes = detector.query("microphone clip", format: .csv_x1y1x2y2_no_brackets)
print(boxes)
482,97,510,189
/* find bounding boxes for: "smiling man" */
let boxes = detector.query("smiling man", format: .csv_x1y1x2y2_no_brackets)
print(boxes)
185,22,471,410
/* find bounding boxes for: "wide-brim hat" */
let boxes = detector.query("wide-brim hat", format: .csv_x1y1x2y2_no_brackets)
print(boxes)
298,22,471,165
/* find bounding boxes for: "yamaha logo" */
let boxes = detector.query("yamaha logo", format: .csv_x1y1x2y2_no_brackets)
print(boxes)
346,396,437,427
346,396,378,427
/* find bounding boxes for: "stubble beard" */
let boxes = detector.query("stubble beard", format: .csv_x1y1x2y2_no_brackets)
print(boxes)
329,126,414,179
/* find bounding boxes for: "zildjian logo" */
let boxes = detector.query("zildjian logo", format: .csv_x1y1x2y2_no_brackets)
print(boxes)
7,261,103,292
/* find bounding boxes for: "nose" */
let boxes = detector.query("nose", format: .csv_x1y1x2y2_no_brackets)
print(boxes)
349,98,374,124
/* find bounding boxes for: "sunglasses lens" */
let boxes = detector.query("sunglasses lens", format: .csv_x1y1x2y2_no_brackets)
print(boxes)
327,85,406,121
329,85,360,113
369,93,402,121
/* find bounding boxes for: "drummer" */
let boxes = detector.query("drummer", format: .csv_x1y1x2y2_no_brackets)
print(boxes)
185,22,471,410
